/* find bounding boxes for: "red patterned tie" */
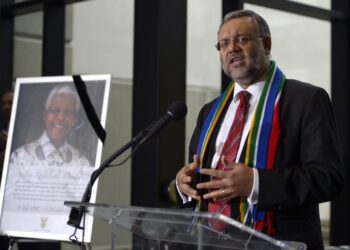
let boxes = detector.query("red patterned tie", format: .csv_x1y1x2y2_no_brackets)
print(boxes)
208,91,250,230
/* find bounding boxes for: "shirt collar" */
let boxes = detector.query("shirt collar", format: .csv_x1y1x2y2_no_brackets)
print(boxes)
38,132,68,158
233,81,265,104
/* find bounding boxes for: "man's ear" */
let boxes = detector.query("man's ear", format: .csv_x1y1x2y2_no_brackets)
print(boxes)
263,36,271,55
43,111,48,123
71,115,77,127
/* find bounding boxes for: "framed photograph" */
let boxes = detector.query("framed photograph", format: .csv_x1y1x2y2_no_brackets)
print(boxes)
0,75,111,242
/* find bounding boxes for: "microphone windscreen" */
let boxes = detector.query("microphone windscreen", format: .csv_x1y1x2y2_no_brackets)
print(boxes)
167,101,187,121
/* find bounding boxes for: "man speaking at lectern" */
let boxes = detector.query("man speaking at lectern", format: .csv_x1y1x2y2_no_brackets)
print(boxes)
176,10,343,249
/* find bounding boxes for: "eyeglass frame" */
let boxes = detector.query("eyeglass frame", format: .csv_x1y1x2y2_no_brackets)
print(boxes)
215,34,264,51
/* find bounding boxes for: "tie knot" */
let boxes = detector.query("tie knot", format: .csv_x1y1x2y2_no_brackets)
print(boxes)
238,91,250,104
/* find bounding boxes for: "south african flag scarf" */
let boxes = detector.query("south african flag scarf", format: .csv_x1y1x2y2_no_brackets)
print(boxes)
196,61,285,234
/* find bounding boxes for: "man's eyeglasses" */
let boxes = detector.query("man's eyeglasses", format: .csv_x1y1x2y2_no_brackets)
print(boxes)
215,34,263,51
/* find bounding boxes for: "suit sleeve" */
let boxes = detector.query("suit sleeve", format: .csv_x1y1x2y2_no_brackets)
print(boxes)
176,101,215,208
188,101,214,162
257,86,344,209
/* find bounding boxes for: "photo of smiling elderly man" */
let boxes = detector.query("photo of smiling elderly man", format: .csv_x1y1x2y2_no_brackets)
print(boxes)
10,85,90,167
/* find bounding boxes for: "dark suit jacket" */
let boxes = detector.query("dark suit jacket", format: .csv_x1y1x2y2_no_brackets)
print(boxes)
183,79,344,250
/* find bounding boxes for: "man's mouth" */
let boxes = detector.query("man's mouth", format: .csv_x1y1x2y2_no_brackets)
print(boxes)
229,55,244,66
52,123,66,129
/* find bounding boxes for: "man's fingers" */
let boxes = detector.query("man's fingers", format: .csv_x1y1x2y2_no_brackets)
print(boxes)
220,155,230,168
193,154,199,164
199,168,230,179
203,189,223,200
183,175,193,183
203,188,232,201
181,185,200,200
183,163,197,175
196,178,223,190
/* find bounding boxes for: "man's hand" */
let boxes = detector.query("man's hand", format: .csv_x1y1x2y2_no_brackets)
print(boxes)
176,154,201,200
196,156,253,201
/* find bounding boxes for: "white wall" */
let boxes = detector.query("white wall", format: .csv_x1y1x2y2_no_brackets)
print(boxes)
70,0,134,78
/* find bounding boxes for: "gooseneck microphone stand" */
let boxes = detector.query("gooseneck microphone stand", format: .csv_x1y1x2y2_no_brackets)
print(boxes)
66,101,187,250
67,128,148,228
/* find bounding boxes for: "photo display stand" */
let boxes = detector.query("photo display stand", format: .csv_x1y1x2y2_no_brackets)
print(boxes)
0,75,111,244
65,201,307,250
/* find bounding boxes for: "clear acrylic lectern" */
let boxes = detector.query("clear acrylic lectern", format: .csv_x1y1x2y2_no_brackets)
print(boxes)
65,201,306,250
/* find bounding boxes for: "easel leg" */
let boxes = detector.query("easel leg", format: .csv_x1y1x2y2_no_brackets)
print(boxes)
111,221,118,250
8,237,16,250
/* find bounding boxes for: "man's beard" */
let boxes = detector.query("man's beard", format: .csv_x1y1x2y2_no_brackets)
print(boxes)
232,67,258,84
223,53,266,84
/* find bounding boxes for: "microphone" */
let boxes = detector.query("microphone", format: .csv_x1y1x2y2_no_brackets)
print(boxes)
140,101,187,145
67,101,187,228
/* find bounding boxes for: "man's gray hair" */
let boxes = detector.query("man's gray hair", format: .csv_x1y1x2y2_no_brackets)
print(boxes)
45,85,80,112
219,9,271,38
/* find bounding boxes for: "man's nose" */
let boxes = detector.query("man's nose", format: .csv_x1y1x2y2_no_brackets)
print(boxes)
56,111,66,119
228,39,241,51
